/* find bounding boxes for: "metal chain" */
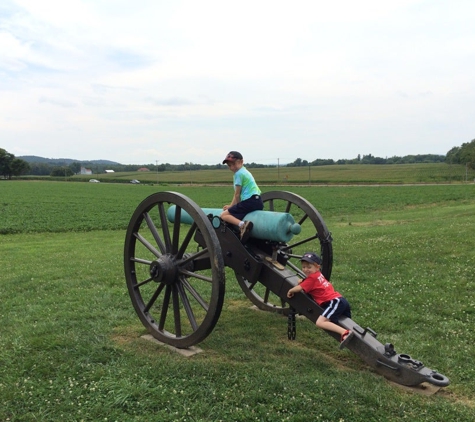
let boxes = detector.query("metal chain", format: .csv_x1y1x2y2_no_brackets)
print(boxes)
287,308,296,340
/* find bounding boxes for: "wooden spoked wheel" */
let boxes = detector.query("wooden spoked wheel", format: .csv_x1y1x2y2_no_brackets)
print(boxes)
124,192,225,348
235,190,333,315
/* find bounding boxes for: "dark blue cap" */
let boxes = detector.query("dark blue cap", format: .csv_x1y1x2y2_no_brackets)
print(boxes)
300,252,322,265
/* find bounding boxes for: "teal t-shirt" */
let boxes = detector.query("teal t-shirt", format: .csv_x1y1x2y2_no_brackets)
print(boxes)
234,166,261,201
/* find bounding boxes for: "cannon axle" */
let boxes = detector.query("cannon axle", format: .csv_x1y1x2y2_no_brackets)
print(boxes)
149,255,178,284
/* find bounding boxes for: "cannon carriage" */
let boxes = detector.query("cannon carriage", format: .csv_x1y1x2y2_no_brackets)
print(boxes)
124,191,449,388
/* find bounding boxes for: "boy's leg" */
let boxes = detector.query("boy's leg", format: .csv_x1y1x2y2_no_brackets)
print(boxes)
220,210,241,226
316,315,346,336
316,315,354,349
221,203,255,242
318,298,354,348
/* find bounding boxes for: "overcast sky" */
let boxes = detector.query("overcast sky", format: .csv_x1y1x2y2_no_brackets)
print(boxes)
1,0,474,165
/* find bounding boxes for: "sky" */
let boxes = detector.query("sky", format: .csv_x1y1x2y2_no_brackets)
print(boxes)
1,0,475,165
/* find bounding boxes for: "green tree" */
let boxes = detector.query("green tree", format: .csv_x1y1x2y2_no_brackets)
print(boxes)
459,139,475,168
0,148,13,178
445,147,460,164
446,139,475,168
287,158,303,167
0,148,30,179
11,158,30,176
29,162,54,175
69,162,81,174
50,166,74,177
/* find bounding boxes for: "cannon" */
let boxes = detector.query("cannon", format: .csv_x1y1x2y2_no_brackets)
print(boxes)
124,191,449,388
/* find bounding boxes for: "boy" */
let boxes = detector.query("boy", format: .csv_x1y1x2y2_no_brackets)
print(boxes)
220,151,263,243
287,252,354,349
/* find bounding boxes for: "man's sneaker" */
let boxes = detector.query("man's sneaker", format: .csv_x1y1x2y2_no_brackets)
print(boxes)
240,221,253,243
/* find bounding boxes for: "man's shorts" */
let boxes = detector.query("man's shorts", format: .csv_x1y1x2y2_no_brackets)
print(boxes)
321,297,351,323
227,195,264,220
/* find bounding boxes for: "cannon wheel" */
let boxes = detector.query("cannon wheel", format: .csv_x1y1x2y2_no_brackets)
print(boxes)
235,190,333,315
124,191,225,348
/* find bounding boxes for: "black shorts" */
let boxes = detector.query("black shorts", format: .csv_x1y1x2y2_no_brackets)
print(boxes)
321,297,351,323
227,195,264,220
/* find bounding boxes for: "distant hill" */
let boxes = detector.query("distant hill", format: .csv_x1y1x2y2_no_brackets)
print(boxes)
19,156,121,165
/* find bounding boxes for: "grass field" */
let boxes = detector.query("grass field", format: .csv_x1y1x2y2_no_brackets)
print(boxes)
52,162,475,185
1,180,474,421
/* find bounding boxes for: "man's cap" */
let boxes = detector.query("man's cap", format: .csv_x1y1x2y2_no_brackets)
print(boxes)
222,151,243,164
300,252,322,265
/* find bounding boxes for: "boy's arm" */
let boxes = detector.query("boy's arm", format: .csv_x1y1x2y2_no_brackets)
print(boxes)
230,185,242,206
223,185,242,210
287,284,304,298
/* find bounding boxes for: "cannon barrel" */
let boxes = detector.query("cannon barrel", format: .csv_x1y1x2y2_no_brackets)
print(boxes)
167,206,301,243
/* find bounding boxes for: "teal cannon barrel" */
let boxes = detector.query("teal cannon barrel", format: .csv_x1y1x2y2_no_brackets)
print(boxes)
167,206,301,243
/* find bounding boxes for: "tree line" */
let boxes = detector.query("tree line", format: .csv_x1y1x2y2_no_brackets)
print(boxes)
2,139,475,179
286,153,446,167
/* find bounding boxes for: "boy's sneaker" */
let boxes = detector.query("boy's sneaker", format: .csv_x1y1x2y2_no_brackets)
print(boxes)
240,221,253,243
339,330,354,350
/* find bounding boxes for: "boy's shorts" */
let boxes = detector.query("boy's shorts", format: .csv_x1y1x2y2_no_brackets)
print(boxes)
321,297,351,323
227,195,264,220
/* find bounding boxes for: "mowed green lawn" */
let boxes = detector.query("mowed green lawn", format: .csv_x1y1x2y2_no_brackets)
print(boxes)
1,181,474,421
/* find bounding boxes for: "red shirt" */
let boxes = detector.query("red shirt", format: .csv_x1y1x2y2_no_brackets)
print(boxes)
299,271,341,305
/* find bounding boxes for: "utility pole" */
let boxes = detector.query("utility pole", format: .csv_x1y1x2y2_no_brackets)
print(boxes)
277,158,280,183
156,160,159,185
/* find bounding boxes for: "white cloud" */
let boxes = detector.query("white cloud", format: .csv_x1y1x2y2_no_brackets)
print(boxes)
1,0,475,164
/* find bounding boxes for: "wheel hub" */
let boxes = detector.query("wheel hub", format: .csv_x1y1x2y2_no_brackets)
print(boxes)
149,254,178,284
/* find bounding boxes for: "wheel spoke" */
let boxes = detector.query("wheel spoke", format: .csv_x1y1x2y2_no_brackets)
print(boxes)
247,279,259,290
177,281,199,331
179,268,213,283
284,200,292,213
297,213,309,226
131,257,153,265
144,283,165,312
180,247,209,266
133,232,162,258
135,277,154,288
158,285,172,331
144,212,166,254
158,202,172,252
285,233,319,250
172,206,182,254
172,285,182,337
177,222,198,258
263,288,271,303
181,277,209,311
